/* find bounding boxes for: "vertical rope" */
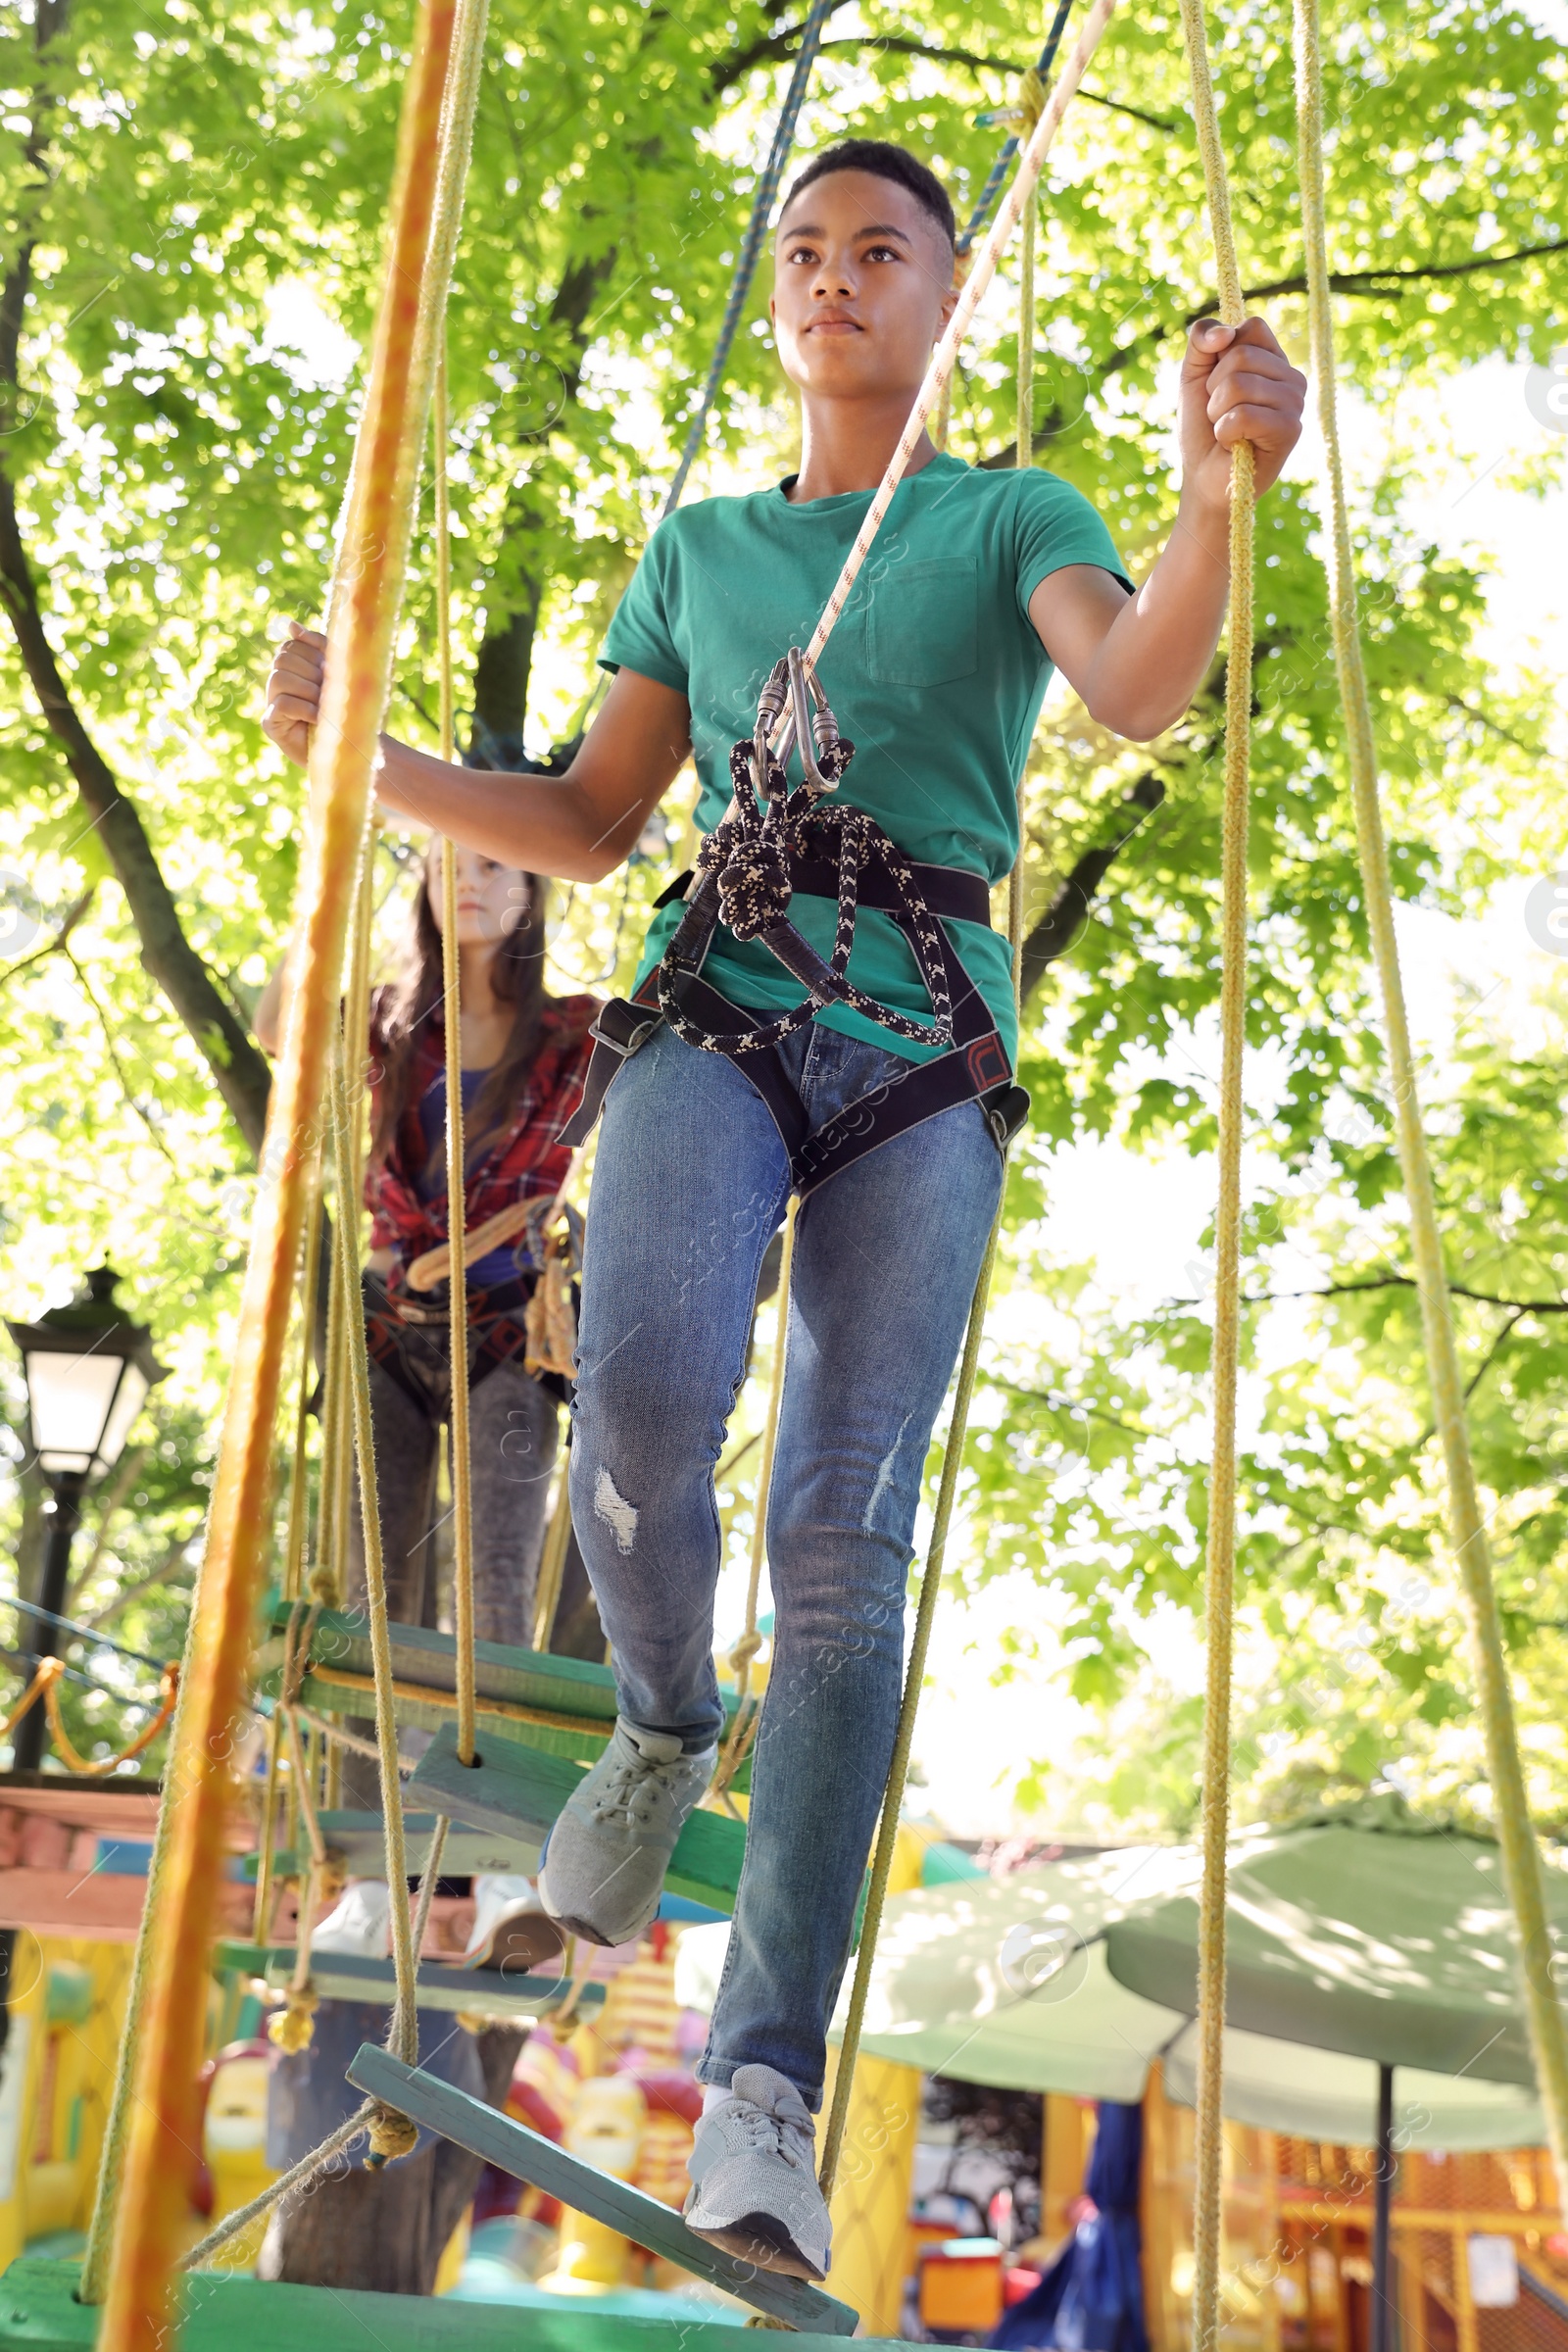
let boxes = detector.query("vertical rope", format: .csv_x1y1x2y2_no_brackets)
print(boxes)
818,1223,1000,2200
1294,0,1568,2194
1016,188,1037,473
712,1195,799,1802
254,1171,323,1945
661,0,836,518
803,0,1117,672
313,1181,349,1605
530,1437,573,1651
99,0,475,2328
1175,2,1255,2346
332,1051,421,2087
955,0,1076,259
817,123,1048,2182
76,1613,199,2304
433,350,477,1768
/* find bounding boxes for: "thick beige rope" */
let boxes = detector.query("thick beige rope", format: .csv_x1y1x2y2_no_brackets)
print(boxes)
332,1050,420,2083
530,1446,574,1651
804,0,1116,672
98,2,490,2327
433,354,477,1769
1175,0,1256,2344
255,1164,325,1941
182,2107,377,2271
1294,0,1568,2193
77,1609,201,2302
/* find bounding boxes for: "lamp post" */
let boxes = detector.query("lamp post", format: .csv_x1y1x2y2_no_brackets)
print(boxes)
5,1266,168,1772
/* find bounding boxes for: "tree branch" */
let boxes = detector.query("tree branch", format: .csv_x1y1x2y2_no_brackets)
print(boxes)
1247,1275,1568,1313
0,882,94,985
74,1539,199,1633
65,1445,147,1613
1020,771,1167,1000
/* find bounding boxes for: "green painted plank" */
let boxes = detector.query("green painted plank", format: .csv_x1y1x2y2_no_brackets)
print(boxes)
216,1942,605,2018
409,1721,747,1911
255,1600,752,1788
346,2046,856,2337
0,2256,903,2350
254,1809,536,1880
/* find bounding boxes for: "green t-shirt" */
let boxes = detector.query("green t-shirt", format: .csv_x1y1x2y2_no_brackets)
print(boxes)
601,452,1129,1065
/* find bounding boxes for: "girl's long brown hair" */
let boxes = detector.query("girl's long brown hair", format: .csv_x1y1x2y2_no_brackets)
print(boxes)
369,854,550,1171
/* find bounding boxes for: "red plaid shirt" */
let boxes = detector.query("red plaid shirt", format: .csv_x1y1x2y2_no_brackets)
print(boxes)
364,989,599,1266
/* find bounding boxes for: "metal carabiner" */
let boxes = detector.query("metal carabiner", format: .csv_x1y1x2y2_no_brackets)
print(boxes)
785,648,841,798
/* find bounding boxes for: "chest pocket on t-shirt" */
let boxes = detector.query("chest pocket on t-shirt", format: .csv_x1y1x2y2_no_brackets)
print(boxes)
865,558,978,688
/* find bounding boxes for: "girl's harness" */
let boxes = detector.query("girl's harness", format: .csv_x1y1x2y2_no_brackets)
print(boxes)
561,650,1029,1196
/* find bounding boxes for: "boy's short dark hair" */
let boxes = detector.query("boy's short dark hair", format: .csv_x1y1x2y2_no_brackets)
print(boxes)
780,139,956,256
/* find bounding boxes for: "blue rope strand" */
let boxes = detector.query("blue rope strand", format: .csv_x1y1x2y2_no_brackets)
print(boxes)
661,0,838,518
956,0,1076,255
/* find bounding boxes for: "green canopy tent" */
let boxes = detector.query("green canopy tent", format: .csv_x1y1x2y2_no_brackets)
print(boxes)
675,1800,1566,2341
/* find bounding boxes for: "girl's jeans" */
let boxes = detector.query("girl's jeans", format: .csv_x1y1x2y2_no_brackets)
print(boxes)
570,1018,1002,2109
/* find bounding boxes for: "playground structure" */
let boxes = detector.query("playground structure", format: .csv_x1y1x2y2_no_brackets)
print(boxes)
0,0,1564,2337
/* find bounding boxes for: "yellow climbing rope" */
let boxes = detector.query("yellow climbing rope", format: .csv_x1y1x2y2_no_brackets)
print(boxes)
1173,0,1255,2344
1293,0,1568,2192
431,346,479,1767
95,0,487,2329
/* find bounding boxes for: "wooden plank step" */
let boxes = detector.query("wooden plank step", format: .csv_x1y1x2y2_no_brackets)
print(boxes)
408,1721,747,1913
257,1806,539,1880
217,1941,606,2019
347,2045,857,2337
255,1601,753,1787
0,2255,902,2350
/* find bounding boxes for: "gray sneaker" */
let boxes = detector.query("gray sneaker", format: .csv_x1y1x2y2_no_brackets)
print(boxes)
683,2064,832,2281
537,1718,714,1948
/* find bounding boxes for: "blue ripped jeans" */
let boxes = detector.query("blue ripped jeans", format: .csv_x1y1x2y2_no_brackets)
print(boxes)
569,1018,1003,2110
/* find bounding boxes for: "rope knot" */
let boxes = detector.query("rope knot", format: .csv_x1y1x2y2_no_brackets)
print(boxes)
267,1985,318,2053
728,1631,765,1677
308,1565,341,1607
365,2103,419,2168
717,838,792,942
1018,66,1052,129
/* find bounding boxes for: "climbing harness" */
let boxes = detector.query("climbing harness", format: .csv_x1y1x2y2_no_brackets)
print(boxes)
562,652,1028,1195
564,0,1117,1200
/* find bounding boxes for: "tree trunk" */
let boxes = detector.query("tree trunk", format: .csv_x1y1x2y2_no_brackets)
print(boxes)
260,2017,525,2294
0,0,273,1156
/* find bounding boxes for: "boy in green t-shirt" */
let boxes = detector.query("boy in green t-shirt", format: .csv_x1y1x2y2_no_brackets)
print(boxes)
266,138,1303,2281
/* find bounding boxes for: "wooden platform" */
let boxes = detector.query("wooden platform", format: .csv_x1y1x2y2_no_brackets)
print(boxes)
0,2257,906,2350
348,2046,857,2335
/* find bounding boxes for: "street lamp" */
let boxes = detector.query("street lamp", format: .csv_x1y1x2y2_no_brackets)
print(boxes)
5,1266,168,1771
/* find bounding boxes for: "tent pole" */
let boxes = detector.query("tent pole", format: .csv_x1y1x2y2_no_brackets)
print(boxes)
1372,2062,1396,2352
